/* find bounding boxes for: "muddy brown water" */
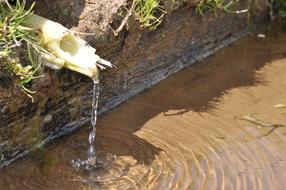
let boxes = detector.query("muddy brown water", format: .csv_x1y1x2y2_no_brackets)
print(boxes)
1,29,286,189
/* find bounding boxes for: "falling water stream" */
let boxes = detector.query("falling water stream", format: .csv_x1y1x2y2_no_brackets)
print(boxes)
88,80,100,165
1,27,286,190
71,80,100,170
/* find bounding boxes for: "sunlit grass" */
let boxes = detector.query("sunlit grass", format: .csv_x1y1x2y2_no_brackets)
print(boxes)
0,0,44,99
132,0,166,29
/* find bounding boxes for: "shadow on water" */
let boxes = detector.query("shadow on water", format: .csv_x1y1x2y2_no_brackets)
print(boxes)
99,28,286,132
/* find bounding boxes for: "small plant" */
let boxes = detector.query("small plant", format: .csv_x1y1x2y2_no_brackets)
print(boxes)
113,0,166,35
196,0,250,15
0,0,44,98
196,0,286,17
133,0,166,29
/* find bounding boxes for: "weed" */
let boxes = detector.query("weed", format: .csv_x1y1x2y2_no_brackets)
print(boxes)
132,0,166,29
114,0,166,34
196,0,251,15
0,0,44,100
196,0,286,18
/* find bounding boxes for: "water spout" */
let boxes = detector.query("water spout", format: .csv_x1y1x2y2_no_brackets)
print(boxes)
24,14,113,80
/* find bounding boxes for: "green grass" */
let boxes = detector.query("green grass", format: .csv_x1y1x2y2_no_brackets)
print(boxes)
196,0,286,18
196,0,250,15
0,0,43,99
132,0,166,29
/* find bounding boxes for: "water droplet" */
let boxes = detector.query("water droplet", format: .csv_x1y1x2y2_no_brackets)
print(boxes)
71,159,81,168
88,157,96,166
89,131,96,144
88,146,96,157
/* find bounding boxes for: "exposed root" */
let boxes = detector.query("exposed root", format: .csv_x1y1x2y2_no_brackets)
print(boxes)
114,2,135,36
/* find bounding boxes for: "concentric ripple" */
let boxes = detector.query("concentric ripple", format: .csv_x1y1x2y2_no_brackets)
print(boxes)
1,29,286,190
2,111,286,190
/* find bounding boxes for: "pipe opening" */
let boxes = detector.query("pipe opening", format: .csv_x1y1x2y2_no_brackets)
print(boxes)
60,34,79,56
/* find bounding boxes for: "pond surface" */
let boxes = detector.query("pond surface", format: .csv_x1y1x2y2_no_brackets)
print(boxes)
1,28,286,190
